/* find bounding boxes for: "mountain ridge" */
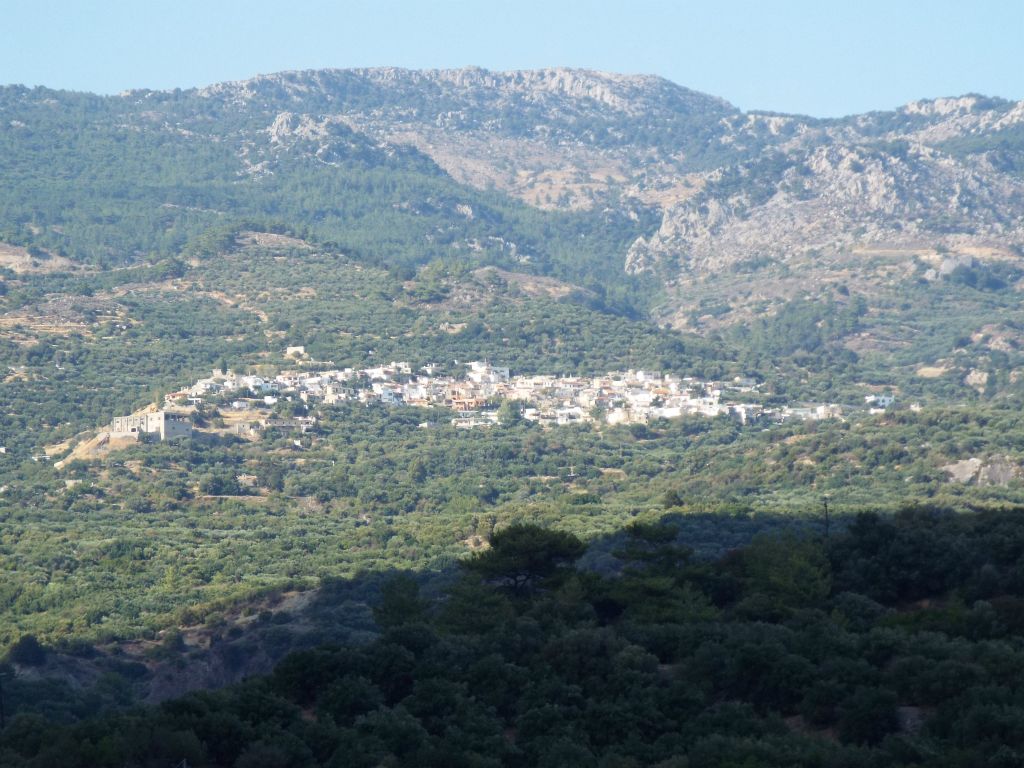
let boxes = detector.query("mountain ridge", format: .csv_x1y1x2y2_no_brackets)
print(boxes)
191,65,738,115
147,66,1021,121
3,66,1024,334
176,68,1024,326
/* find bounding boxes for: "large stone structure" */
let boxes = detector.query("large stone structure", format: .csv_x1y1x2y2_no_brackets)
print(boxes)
110,411,191,441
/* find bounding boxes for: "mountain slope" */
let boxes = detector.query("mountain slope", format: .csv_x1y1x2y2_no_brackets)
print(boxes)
3,68,1024,381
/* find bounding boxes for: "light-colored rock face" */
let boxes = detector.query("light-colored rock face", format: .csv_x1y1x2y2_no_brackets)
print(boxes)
0,241,76,273
944,455,1021,486
202,66,737,212
944,457,985,483
965,369,991,394
903,96,982,118
200,66,733,120
626,140,1024,280
193,68,1024,322
979,457,1020,487
361,66,681,114
268,112,335,143
891,96,1024,144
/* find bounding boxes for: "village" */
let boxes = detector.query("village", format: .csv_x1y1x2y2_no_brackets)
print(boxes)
126,350,861,440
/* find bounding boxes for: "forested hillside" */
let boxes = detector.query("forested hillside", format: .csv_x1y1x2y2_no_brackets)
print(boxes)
3,68,1024,763
5,509,1024,767
3,228,1024,660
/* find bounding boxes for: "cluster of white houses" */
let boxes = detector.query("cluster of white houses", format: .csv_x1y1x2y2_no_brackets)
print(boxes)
143,360,852,433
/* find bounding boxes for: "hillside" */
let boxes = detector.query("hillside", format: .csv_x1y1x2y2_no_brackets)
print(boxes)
8,509,1024,766
2,67,1023,344
1,71,1023,424
5,69,1024,768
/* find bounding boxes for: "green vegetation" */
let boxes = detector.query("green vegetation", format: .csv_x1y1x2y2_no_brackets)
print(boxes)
6,379,1024,651
0,72,1024,764
3,231,1024,656
0,239,708,458
0,84,656,305
7,509,1024,766
938,122,1024,178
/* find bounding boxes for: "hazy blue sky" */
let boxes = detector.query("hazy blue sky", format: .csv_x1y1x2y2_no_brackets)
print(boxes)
3,0,1021,117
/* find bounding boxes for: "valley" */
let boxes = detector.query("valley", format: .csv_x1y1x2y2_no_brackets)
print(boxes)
2,64,1024,765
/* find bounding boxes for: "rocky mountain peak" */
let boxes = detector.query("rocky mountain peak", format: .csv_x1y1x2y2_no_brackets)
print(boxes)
901,95,988,118
123,68,1024,327
191,66,735,121
355,66,735,116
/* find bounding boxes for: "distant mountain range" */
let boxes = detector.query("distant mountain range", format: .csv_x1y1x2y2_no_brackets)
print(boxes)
2,67,1024,331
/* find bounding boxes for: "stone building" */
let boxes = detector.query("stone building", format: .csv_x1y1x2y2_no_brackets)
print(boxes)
110,411,191,441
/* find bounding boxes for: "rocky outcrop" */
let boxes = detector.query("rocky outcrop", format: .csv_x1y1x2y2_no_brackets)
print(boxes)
627,141,1024,278
181,69,1024,315
943,457,984,483
979,456,1020,486
943,455,1021,486
201,66,734,120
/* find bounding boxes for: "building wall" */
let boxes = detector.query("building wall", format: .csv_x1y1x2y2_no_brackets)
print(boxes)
161,414,192,441
110,411,191,441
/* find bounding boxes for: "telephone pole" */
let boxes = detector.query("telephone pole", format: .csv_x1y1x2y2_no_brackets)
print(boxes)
0,671,7,730
822,494,831,542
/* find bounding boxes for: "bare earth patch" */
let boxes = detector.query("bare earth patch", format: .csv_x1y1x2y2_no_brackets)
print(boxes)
237,231,314,251
0,241,77,273
474,267,591,300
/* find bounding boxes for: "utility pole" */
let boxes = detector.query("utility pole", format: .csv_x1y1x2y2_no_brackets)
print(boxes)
0,671,7,730
822,494,831,542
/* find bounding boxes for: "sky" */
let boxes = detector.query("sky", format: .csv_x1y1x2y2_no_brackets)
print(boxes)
2,0,1022,117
